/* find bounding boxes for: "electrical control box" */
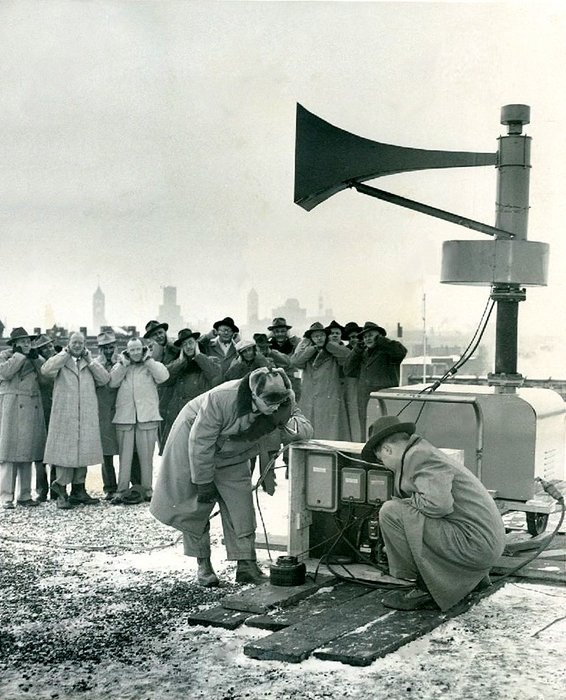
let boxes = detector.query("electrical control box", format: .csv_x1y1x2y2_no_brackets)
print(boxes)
305,450,338,512
341,468,366,503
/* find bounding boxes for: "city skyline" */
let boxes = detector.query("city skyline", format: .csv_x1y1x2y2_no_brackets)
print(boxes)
1,3,565,371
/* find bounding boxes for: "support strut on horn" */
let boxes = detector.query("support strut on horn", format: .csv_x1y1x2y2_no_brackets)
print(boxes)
348,180,515,239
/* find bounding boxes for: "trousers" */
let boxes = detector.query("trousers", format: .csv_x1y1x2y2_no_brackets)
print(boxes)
0,462,33,503
116,423,157,495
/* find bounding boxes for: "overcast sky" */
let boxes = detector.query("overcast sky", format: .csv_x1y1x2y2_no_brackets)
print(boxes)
1,0,565,347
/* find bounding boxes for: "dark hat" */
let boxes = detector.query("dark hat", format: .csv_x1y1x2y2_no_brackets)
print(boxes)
213,316,239,333
32,334,55,350
343,321,363,337
325,320,345,338
7,327,32,345
97,331,116,346
359,321,387,338
174,328,201,347
268,317,292,331
253,333,269,344
361,416,416,463
143,320,169,339
303,322,327,339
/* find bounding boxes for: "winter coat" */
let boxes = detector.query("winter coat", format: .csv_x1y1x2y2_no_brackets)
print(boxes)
150,379,313,534
161,352,222,446
42,351,110,468
202,337,238,378
390,434,505,611
268,335,301,399
0,351,47,462
343,336,407,435
109,358,169,424
94,354,119,455
224,352,269,381
291,339,350,440
148,341,180,420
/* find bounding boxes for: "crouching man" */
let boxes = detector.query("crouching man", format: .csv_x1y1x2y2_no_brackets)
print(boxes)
361,416,505,612
150,368,313,587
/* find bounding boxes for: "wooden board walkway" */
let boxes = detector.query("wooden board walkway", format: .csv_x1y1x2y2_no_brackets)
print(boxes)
187,572,508,666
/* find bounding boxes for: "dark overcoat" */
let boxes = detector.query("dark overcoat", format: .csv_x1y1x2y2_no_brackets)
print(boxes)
94,354,119,455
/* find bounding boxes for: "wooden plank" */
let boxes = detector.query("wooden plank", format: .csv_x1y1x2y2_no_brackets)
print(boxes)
245,581,373,631
221,574,335,614
187,606,252,630
314,579,507,666
243,590,387,662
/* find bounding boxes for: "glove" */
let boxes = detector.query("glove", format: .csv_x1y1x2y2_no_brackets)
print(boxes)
196,482,219,504
272,398,293,427
27,348,39,359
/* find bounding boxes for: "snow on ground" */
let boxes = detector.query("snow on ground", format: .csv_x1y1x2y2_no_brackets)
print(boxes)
1,461,565,700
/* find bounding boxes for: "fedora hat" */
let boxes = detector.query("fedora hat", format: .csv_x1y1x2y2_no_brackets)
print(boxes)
343,321,363,337
268,317,292,331
303,322,326,339
361,416,416,463
325,320,345,337
7,327,32,345
173,328,201,347
359,321,387,338
97,331,117,346
213,316,239,333
31,334,55,350
143,320,169,339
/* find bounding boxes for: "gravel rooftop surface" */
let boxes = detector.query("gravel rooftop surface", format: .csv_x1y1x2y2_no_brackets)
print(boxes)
1,472,565,700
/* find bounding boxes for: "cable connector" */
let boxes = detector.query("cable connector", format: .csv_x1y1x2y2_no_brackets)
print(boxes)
536,477,564,503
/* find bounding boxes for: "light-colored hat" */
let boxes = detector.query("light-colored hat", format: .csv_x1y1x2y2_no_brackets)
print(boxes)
248,367,291,403
97,331,117,346
235,339,256,353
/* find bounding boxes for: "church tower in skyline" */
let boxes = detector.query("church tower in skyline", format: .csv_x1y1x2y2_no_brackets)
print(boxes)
92,284,107,332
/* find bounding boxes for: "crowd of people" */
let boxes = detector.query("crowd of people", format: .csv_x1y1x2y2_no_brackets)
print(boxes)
0,315,406,511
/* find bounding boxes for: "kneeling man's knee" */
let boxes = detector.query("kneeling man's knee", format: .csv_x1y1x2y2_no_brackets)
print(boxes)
379,499,403,527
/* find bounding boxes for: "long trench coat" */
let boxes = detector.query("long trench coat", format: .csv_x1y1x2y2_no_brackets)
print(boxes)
0,351,46,462
94,354,119,455
386,435,506,611
291,339,350,440
42,351,110,467
150,379,313,538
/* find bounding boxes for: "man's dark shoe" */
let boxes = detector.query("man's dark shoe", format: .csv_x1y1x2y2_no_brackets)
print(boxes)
474,575,492,592
56,496,73,510
235,560,268,585
2,501,15,510
197,558,219,587
69,485,99,505
17,499,40,507
382,587,438,611
104,491,116,501
37,492,48,503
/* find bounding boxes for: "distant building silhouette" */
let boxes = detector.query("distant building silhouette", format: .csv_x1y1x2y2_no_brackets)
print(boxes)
92,284,107,333
247,288,259,325
158,286,184,335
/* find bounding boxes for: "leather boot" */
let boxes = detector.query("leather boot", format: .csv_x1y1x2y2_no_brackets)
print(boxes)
197,558,219,588
235,560,268,585
51,482,73,509
69,484,99,505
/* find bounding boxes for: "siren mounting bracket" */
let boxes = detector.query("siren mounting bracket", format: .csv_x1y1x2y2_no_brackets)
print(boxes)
348,180,515,239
